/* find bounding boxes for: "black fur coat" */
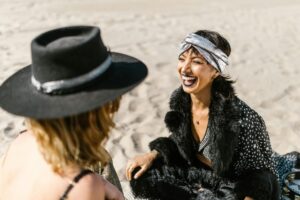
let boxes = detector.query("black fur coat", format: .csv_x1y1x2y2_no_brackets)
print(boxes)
130,81,280,200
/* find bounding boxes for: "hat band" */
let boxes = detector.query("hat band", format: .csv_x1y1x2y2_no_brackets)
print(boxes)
31,55,112,94
179,33,229,74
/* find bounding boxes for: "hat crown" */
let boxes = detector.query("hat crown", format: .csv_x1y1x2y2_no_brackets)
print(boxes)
31,26,108,83
0,25,148,119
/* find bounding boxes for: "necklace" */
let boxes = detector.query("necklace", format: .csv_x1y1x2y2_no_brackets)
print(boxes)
192,113,209,126
193,114,201,125
193,116,201,125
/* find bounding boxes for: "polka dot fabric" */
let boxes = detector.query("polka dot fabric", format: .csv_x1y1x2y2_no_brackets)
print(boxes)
232,99,277,177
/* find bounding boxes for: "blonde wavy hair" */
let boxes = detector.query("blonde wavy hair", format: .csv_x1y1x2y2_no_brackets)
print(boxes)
27,97,121,174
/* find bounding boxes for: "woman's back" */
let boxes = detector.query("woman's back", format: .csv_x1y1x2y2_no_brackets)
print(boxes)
0,132,104,200
0,25,147,200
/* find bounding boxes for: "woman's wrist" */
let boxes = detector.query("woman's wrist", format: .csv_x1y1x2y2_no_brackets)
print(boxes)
150,149,159,159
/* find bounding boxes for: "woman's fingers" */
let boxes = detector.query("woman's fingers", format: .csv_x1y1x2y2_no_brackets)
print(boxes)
126,161,137,181
125,160,135,180
125,161,132,180
126,153,156,180
133,166,147,179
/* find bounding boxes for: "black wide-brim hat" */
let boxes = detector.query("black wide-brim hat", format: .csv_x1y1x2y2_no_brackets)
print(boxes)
0,26,148,119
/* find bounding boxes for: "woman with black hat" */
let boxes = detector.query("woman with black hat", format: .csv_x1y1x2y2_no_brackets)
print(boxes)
126,30,300,200
0,26,148,200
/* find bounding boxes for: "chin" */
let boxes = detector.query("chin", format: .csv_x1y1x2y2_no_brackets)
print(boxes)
181,84,197,94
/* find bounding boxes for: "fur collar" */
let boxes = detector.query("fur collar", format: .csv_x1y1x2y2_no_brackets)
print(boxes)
164,82,241,176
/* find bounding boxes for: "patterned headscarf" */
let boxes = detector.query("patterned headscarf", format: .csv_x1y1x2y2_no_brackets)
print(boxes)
179,33,229,74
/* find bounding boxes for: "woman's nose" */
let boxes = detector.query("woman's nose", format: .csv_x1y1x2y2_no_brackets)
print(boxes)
181,60,191,72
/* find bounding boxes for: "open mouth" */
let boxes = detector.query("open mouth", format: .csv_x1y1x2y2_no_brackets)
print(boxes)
182,74,197,87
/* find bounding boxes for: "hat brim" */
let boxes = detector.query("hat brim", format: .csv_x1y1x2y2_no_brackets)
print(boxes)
0,52,148,119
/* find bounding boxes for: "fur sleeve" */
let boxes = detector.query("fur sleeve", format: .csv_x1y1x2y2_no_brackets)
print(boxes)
130,165,238,200
149,136,186,165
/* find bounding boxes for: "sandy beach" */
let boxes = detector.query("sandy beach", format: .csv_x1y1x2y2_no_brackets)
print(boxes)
1,0,300,186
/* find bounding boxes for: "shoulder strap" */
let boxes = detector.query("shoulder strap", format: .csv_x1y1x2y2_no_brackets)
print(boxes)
60,169,93,200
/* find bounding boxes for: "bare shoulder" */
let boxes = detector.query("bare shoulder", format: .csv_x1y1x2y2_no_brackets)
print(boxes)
70,173,105,200
3,131,33,160
5,131,33,160
10,130,34,149
0,131,36,175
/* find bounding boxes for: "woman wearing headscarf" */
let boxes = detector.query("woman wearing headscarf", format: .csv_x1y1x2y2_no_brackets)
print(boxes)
126,30,300,200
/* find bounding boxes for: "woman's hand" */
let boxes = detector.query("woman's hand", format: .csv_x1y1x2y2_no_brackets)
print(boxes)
126,150,159,180
102,177,125,200
244,197,254,200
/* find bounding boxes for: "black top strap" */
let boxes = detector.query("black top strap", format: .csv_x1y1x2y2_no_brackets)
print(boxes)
60,169,93,200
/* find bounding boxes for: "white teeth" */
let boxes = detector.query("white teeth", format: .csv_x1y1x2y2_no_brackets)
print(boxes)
182,75,197,87
182,75,196,81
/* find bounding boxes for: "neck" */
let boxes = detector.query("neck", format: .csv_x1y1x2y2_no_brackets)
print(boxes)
190,87,212,111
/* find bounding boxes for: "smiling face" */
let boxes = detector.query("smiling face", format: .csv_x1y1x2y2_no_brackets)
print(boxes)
177,48,219,95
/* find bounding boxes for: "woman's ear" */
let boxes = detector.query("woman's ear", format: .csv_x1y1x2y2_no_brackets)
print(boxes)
212,71,220,80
